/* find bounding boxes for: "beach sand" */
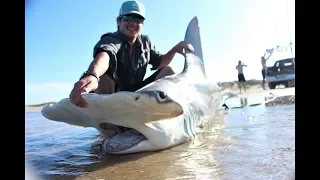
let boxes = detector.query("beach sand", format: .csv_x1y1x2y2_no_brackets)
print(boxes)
231,85,294,98
221,85,295,107
25,106,45,111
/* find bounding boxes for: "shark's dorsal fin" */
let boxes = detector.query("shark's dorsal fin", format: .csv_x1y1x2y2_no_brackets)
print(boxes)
182,17,206,75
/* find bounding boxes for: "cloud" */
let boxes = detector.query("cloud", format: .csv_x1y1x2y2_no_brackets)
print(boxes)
25,82,74,105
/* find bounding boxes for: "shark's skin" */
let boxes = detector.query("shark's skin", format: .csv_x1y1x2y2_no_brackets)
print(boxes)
41,17,234,154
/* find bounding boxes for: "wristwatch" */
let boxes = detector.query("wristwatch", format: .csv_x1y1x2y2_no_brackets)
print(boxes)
80,71,100,82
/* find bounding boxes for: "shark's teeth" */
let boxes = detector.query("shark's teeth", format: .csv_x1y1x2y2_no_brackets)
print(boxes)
103,129,147,153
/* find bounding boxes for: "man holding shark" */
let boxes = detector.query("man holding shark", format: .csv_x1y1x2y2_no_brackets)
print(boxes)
69,0,193,108
42,12,235,154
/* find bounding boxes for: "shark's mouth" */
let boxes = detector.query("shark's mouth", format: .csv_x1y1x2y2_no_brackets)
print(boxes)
100,123,147,153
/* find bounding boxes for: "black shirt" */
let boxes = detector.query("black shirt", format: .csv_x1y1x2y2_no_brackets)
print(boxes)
93,31,162,91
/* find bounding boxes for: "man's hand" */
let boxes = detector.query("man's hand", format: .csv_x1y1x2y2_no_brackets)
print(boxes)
174,41,194,55
157,41,194,69
69,75,99,108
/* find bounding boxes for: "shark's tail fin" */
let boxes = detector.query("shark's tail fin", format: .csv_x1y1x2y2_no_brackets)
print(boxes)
221,90,238,102
219,90,238,110
183,17,205,74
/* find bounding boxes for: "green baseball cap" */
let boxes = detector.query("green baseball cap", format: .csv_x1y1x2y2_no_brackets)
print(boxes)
119,0,146,19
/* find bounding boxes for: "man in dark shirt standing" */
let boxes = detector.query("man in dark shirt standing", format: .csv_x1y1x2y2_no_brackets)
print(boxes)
69,0,194,108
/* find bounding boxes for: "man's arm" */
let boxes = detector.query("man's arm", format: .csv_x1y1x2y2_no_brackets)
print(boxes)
265,53,272,61
87,52,110,78
148,38,193,70
88,35,121,78
157,47,178,69
264,49,273,60
148,36,177,70
69,36,120,107
158,41,194,69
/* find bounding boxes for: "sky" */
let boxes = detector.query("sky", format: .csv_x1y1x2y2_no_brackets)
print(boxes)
25,0,295,105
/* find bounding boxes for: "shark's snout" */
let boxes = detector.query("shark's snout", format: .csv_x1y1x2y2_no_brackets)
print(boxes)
124,92,140,101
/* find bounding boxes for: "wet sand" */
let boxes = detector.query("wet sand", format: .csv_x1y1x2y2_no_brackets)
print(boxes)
74,87,295,180
236,86,295,98
74,106,294,180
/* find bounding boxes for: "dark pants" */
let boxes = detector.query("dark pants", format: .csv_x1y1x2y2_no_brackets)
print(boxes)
116,68,163,92
261,69,266,80
238,73,246,82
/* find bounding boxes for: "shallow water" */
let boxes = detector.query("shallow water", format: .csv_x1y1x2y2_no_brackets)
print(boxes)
25,98,295,180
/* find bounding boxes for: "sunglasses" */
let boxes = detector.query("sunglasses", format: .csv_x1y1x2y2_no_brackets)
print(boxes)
121,15,145,24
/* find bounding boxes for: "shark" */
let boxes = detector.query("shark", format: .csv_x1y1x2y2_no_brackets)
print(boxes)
41,16,235,154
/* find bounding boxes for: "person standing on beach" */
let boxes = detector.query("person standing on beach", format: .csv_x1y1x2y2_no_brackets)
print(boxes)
236,60,247,93
261,49,273,89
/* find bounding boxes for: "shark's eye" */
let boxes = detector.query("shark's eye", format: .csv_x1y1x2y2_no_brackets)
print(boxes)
156,91,167,102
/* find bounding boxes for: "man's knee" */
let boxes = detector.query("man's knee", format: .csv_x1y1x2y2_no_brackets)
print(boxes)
155,66,175,80
94,74,115,94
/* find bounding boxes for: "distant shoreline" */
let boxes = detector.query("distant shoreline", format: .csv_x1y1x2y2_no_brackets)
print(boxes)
24,79,273,111
25,106,46,111
25,102,55,111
